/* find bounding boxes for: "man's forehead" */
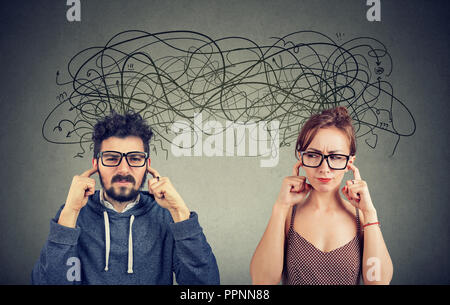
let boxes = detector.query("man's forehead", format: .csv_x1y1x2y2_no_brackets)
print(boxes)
100,136,145,152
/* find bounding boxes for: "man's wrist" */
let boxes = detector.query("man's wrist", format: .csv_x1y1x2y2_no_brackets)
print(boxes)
168,205,190,223
58,206,80,228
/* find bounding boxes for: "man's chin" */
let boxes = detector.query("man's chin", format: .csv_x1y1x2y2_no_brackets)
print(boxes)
105,187,140,203
98,171,146,203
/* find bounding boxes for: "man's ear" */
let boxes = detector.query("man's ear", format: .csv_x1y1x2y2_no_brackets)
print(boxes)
92,158,98,168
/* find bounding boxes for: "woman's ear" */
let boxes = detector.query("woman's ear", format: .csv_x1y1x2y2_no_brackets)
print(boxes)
345,156,356,173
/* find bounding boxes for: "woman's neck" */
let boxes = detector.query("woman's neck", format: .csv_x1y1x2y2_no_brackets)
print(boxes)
305,188,344,212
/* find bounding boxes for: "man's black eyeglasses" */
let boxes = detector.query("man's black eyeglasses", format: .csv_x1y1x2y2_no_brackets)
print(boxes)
97,151,149,167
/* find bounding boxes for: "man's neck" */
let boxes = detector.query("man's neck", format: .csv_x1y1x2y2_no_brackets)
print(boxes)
102,189,138,213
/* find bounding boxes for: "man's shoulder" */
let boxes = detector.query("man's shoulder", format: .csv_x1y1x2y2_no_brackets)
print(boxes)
138,191,173,220
138,191,158,209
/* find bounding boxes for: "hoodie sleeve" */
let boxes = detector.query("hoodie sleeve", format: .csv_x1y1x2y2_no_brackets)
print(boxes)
31,205,82,285
169,211,220,285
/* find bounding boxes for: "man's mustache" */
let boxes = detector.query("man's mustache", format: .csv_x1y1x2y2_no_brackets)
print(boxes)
111,175,136,184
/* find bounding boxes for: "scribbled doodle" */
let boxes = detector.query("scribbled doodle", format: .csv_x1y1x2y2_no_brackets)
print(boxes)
42,29,416,159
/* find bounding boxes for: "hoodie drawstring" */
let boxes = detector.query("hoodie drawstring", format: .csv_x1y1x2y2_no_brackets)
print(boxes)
103,211,135,274
103,211,110,271
127,215,135,274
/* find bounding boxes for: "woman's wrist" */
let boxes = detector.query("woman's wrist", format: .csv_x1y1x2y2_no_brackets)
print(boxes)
273,200,292,216
362,208,378,223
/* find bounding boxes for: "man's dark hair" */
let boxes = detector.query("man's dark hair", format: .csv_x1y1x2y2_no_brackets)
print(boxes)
92,111,153,158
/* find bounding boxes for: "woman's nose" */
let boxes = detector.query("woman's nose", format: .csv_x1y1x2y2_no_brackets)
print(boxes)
318,156,331,172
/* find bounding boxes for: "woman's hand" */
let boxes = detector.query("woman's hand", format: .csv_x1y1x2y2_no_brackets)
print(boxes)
275,159,312,209
341,163,376,215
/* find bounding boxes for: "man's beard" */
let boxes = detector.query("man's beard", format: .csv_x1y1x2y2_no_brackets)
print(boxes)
99,171,147,203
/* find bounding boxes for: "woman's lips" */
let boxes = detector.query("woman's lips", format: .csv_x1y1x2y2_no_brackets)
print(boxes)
317,178,332,183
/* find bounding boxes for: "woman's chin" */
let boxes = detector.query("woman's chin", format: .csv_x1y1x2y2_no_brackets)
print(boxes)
311,184,338,193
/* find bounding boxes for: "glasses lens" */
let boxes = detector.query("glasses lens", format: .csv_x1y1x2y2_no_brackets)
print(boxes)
126,152,147,167
302,152,322,167
102,152,122,166
328,154,348,169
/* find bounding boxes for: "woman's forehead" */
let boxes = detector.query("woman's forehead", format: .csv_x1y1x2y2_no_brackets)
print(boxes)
306,127,350,152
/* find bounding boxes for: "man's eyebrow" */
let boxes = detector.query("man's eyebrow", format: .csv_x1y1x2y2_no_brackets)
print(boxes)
306,148,343,154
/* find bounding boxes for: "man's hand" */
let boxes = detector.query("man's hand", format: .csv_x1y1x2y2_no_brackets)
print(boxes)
58,165,98,228
147,164,190,223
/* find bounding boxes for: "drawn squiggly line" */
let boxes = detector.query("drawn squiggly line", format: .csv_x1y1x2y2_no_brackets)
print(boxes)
42,29,416,158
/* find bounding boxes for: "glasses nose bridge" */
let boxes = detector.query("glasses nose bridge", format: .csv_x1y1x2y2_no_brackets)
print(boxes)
318,153,332,170
116,152,132,170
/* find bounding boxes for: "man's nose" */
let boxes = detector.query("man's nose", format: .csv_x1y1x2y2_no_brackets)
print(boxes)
116,157,132,174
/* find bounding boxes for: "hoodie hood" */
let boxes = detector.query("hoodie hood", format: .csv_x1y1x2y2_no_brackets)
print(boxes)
87,190,155,218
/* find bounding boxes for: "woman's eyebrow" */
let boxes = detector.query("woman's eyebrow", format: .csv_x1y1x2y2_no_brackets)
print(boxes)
307,148,343,153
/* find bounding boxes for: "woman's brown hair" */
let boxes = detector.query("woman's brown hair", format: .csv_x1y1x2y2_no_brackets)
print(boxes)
295,106,356,158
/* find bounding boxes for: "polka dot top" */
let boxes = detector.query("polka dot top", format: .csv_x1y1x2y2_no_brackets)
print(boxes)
282,204,363,285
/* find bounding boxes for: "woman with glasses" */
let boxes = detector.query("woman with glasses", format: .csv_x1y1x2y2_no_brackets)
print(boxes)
250,106,393,285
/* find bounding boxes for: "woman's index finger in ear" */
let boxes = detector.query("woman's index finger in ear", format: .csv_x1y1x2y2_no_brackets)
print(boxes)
292,159,303,176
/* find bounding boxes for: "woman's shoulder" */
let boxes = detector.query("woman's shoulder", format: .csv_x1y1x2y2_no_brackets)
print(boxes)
285,205,294,237
284,201,308,236
341,199,365,235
